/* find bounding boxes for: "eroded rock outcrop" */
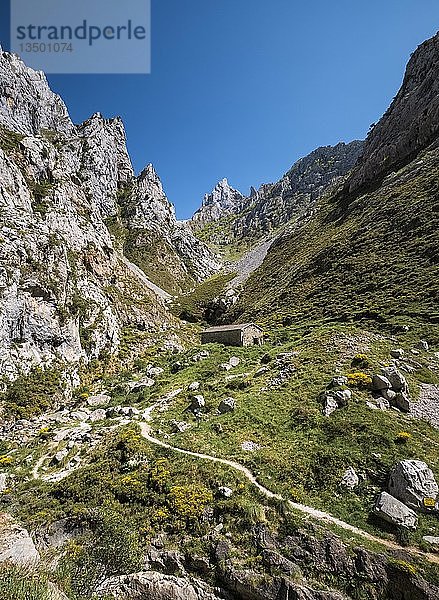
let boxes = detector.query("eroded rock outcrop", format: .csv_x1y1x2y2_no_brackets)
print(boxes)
346,31,439,194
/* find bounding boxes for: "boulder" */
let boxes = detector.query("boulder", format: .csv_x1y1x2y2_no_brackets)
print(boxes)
188,381,200,391
70,410,90,422
416,340,429,352
171,420,190,433
331,376,348,387
393,392,411,412
99,571,223,600
381,389,397,402
390,348,405,359
374,492,418,529
191,395,205,411
218,397,236,414
372,375,392,391
322,393,338,417
130,377,155,393
218,486,233,498
89,409,107,422
220,363,232,371
0,473,7,493
333,389,352,406
0,513,40,564
229,357,240,367
380,367,408,392
422,536,439,549
388,460,438,510
87,393,111,407
340,467,359,490
146,365,164,377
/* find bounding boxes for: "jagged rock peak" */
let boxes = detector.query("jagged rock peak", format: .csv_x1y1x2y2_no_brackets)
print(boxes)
0,48,73,136
191,178,244,228
346,30,439,193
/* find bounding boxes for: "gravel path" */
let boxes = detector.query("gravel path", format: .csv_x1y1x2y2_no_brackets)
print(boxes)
139,421,439,565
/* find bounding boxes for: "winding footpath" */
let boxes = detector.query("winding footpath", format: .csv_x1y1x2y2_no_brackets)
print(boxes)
139,421,439,566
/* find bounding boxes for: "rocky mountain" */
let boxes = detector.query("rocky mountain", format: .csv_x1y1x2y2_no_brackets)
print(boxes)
230,32,439,337
0,48,219,382
191,177,245,229
191,141,363,250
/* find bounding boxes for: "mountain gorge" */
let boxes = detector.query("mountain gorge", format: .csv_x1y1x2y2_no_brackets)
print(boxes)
0,32,439,600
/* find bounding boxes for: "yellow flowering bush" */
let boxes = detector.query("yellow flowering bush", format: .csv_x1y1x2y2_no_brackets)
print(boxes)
169,484,213,520
347,372,372,389
395,431,412,444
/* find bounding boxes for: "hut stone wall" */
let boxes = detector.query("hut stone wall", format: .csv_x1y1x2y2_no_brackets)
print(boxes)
201,329,242,346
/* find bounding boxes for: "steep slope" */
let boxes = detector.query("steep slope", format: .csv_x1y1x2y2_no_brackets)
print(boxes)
192,141,363,252
113,164,221,295
0,49,218,382
230,33,439,339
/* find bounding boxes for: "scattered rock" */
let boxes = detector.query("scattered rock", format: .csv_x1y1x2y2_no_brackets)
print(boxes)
192,351,210,363
86,393,111,407
218,397,236,414
374,492,418,529
393,392,411,413
130,377,155,393
218,486,233,498
390,348,405,359
188,381,200,391
171,420,190,433
0,473,7,492
171,362,184,374
372,375,392,391
380,367,408,393
229,357,240,367
331,376,348,387
416,340,429,352
190,395,205,411
89,409,107,422
241,441,261,452
389,460,438,510
422,536,439,549
340,467,359,490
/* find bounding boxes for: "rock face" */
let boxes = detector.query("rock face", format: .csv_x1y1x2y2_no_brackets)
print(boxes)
191,178,245,229
0,48,219,380
0,513,40,564
373,492,418,529
191,142,363,247
346,32,439,194
388,460,439,510
100,571,224,600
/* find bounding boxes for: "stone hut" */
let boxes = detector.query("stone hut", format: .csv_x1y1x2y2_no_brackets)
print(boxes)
201,323,264,347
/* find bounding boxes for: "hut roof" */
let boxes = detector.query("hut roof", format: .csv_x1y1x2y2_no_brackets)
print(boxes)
201,323,262,334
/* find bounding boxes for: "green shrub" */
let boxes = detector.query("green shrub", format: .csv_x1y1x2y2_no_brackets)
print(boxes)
0,564,50,600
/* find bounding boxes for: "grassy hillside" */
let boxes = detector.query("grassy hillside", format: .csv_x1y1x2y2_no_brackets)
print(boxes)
230,140,439,342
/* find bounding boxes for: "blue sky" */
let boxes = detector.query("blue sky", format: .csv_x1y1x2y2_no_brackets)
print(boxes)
1,1,439,218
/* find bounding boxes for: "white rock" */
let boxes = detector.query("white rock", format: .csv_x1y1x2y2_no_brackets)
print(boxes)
389,460,438,510
0,513,40,564
374,492,418,529
340,467,359,490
